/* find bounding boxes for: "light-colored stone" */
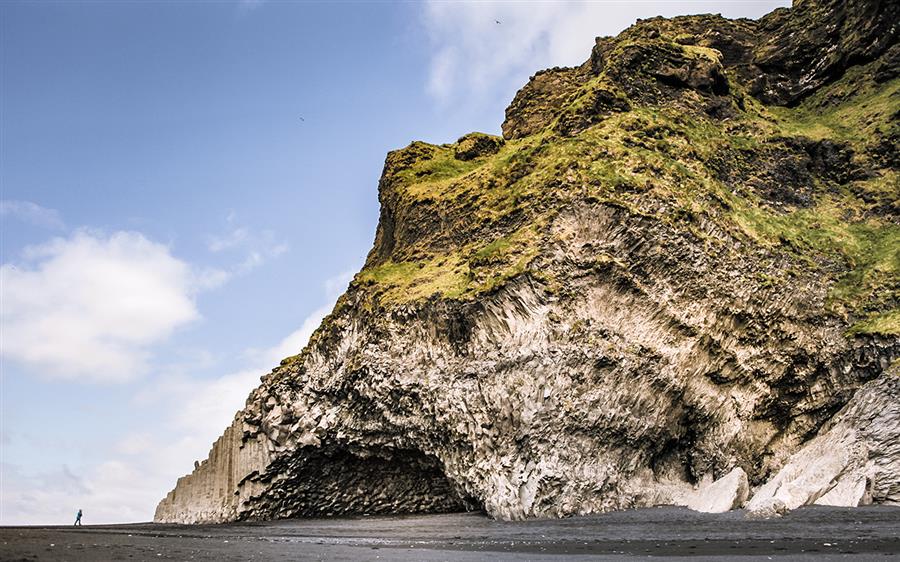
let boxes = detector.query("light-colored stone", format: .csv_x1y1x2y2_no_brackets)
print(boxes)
746,375,900,516
815,474,871,507
681,468,749,513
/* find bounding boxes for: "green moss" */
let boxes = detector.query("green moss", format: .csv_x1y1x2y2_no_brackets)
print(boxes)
358,256,470,304
472,236,516,263
680,44,722,62
728,190,900,315
756,272,779,289
393,144,484,199
359,224,543,305
851,169,900,205
470,225,542,292
828,220,900,313
768,71,900,149
360,56,898,314
453,132,508,161
560,77,630,116
848,310,900,336
730,197,858,254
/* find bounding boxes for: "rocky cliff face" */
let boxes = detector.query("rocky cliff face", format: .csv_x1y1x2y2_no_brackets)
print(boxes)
156,0,899,523
746,368,900,515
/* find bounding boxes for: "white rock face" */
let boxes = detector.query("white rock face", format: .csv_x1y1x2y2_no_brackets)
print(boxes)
746,374,900,515
815,475,870,507
680,467,750,513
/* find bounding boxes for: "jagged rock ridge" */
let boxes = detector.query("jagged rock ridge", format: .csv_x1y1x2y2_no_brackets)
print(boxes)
156,0,899,523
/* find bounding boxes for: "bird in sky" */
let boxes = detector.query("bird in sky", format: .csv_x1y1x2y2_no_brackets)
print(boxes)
495,19,501,24
299,116,305,122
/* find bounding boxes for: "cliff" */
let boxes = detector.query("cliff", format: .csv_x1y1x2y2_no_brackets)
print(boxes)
156,0,899,523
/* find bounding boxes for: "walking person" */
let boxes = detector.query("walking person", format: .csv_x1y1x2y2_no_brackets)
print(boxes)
74,509,82,526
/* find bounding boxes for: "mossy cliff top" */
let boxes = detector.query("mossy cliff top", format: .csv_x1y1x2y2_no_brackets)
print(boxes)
334,0,898,342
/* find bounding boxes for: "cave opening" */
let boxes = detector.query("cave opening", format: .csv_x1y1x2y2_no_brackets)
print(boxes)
265,446,479,519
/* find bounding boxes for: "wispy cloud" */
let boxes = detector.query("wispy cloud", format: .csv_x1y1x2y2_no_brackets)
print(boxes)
207,227,249,252
167,269,354,435
242,269,354,366
191,266,232,291
234,243,288,275
324,269,354,300
0,452,195,525
0,200,65,230
236,0,266,17
206,217,289,277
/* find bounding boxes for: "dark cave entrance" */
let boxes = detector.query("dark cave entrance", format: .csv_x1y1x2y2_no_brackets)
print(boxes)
272,446,479,518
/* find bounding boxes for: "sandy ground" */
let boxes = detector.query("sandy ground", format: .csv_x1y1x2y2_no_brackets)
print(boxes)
2,505,899,561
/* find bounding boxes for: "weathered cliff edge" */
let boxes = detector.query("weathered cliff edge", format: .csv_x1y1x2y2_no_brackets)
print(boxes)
156,0,900,523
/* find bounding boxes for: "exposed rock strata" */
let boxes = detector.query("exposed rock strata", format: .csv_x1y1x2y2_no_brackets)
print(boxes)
156,0,899,523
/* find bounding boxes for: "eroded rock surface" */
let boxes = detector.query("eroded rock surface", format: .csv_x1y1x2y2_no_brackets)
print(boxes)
156,0,899,524
746,372,900,516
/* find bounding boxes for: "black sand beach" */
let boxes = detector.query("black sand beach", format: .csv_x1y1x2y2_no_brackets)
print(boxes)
2,505,899,561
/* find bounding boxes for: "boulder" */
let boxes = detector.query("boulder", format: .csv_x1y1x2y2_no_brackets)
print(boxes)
681,468,750,513
746,374,900,516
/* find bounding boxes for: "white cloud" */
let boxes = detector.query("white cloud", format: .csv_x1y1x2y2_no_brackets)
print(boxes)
191,266,232,291
0,448,198,525
0,200,65,230
0,278,349,525
0,230,201,382
324,269,355,300
1,464,91,524
421,1,790,109
426,46,460,103
207,221,289,276
162,296,344,442
253,304,332,366
234,246,287,275
207,226,249,252
244,269,352,366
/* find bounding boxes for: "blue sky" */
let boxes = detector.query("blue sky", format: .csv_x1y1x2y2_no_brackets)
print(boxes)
1,0,789,524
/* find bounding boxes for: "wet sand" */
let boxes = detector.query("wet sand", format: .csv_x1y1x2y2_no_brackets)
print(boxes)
2,505,899,561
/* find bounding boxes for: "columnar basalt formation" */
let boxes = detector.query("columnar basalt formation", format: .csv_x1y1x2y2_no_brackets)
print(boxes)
156,0,899,523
